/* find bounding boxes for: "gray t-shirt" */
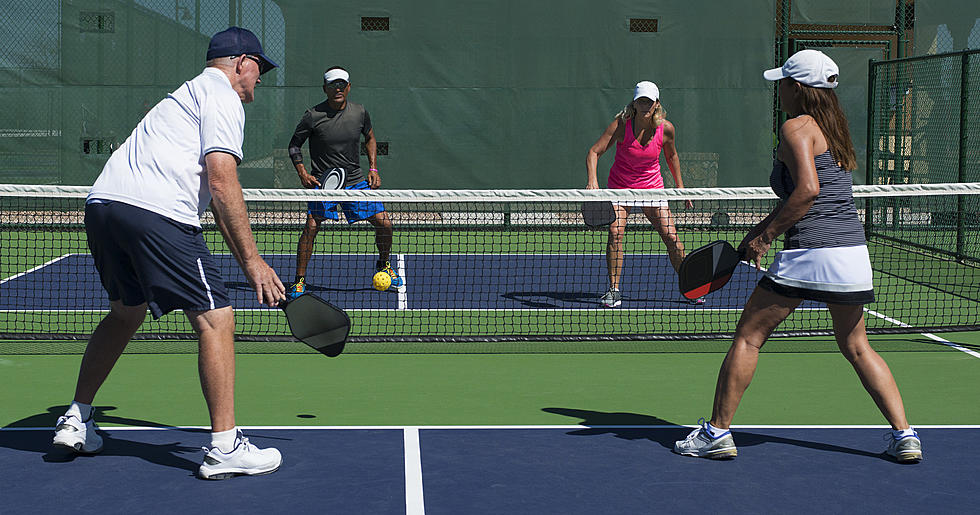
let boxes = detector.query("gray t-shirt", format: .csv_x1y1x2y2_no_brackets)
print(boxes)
288,101,372,187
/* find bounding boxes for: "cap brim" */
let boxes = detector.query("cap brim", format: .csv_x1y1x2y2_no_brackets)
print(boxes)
257,54,278,75
763,67,785,81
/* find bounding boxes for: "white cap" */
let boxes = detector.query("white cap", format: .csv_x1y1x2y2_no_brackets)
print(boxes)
633,81,660,101
763,49,839,89
323,68,350,83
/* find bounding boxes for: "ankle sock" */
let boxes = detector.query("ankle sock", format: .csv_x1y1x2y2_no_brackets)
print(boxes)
67,401,93,421
892,427,916,439
211,427,239,453
706,422,729,438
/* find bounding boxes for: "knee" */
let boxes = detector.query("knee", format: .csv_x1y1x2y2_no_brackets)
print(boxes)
607,227,625,244
107,303,147,330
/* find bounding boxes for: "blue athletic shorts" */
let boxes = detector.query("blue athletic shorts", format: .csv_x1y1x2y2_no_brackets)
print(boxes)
307,180,385,224
84,200,231,319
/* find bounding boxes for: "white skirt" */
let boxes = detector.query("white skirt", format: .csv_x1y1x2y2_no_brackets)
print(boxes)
613,200,668,209
760,245,875,304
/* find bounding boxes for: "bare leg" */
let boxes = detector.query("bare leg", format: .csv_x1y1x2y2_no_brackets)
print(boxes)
368,211,394,264
187,306,236,433
605,205,630,290
72,301,147,404
294,213,321,278
709,287,800,429
828,303,910,430
644,205,685,272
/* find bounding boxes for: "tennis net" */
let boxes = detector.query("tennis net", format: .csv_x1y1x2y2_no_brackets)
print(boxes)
2,183,978,343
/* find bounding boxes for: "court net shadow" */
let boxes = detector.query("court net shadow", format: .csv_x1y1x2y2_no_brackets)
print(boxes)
543,407,891,461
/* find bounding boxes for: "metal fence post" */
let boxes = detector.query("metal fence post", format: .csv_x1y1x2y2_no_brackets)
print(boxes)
957,52,970,261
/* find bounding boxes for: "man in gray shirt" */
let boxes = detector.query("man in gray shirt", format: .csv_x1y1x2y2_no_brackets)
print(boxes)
286,66,403,297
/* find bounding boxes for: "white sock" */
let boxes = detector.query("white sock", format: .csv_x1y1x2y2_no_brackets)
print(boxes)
706,422,729,438
211,427,239,453
892,427,916,439
67,401,93,421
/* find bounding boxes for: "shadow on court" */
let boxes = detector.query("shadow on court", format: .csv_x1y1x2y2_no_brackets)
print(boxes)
0,406,204,472
501,291,602,308
543,407,891,461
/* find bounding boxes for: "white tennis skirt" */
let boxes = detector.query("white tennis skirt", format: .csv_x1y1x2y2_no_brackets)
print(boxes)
759,245,875,304
613,200,668,209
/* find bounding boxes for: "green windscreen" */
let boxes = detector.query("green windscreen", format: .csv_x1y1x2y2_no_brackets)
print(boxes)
1,0,774,188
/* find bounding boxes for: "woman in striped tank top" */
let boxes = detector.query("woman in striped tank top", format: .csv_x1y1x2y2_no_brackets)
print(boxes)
586,81,696,308
674,50,921,463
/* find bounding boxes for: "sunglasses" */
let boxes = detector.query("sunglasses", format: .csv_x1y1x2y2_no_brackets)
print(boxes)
325,80,349,90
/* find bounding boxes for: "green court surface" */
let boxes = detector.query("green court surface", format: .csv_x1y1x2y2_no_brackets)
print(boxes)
3,332,978,429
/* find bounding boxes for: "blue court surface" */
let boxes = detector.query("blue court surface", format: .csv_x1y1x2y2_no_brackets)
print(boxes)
2,252,806,311
0,425,975,514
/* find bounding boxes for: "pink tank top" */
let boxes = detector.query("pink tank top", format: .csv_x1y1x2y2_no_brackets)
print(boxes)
607,119,665,189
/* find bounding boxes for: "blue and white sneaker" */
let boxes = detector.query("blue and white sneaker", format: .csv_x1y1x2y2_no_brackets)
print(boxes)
673,418,737,459
885,430,922,463
53,413,103,454
377,261,404,291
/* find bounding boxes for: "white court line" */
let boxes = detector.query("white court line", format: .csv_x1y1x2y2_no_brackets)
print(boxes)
0,254,74,284
396,254,408,310
865,308,980,360
404,427,425,515
4,424,979,431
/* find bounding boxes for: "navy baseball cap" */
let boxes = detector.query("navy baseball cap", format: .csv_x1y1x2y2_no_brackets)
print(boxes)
207,26,278,74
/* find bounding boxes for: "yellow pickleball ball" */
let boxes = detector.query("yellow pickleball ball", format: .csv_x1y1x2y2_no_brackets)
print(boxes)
372,271,392,291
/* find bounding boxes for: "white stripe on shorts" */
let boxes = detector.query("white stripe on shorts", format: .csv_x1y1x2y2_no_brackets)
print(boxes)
196,258,216,309
765,245,873,293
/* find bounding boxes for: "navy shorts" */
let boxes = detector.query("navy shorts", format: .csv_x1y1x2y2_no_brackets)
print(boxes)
84,201,231,318
307,180,385,224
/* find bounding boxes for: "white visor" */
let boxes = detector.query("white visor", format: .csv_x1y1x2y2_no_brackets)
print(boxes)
323,69,350,83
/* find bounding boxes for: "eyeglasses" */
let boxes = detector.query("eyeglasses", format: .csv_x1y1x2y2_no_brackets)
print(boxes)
232,55,264,69
325,80,349,90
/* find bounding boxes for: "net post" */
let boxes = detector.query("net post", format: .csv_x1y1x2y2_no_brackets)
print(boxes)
956,51,971,260
865,58,877,238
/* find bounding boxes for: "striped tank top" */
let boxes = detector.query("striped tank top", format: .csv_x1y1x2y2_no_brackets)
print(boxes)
769,150,866,249
607,119,665,189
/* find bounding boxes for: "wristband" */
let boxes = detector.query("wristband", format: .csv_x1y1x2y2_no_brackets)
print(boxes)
369,168,378,172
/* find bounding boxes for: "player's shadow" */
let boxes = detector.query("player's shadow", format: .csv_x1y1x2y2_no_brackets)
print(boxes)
1,406,211,474
501,291,605,308
543,407,891,461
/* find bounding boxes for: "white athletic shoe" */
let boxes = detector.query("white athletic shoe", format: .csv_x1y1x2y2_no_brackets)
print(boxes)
198,431,283,480
52,413,103,454
885,431,923,463
673,418,737,459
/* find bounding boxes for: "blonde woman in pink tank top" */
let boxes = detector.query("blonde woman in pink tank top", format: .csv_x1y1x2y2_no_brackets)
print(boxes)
586,81,696,307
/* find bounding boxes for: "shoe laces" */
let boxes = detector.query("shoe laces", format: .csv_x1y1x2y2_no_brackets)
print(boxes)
883,430,918,442
681,418,709,442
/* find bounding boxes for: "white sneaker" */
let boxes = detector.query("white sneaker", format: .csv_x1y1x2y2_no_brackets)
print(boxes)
600,288,623,308
885,430,923,463
198,431,283,480
673,418,737,459
52,413,103,454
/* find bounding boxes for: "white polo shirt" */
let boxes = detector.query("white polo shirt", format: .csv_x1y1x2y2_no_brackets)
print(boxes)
88,67,245,227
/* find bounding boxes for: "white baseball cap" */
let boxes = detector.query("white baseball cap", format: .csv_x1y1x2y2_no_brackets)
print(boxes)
763,49,839,89
323,68,350,84
633,81,660,101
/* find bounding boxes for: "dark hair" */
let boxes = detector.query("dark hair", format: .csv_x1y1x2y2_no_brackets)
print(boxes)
794,80,857,170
